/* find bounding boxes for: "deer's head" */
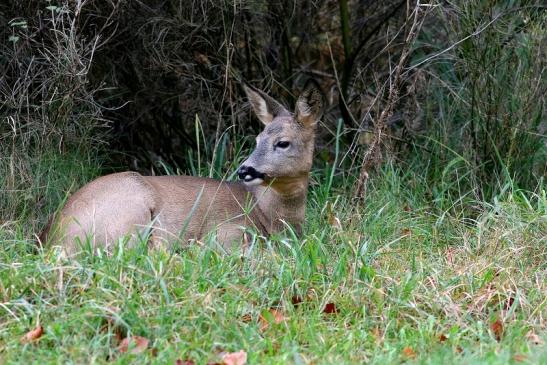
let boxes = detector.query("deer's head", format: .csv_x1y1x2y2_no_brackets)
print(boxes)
238,82,324,188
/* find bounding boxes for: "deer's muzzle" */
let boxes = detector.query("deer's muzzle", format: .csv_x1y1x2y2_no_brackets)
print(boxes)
237,165,265,184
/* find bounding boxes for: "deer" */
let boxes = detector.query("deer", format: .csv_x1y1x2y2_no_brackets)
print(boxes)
40,82,324,256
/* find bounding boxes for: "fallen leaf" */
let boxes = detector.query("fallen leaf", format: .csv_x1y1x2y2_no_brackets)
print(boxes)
118,336,149,354
322,302,338,314
176,360,196,365
259,308,287,331
291,295,303,307
490,319,503,341
401,228,411,236
222,350,247,365
513,354,527,362
526,331,544,345
21,325,44,344
241,313,252,323
402,346,416,359
438,334,448,343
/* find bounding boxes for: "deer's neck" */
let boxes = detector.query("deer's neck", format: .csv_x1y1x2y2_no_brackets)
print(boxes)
247,176,308,235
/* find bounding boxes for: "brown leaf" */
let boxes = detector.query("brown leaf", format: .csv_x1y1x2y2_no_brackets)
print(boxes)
21,325,44,344
240,313,252,323
259,308,287,331
221,350,247,365
401,228,411,236
402,346,417,359
490,319,504,341
513,354,527,362
176,360,196,365
291,295,303,307
118,336,149,354
322,302,338,314
438,334,448,343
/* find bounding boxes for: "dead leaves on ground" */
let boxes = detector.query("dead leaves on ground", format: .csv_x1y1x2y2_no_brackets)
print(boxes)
401,346,417,359
322,302,339,314
258,308,287,331
117,335,150,354
176,360,196,365
242,292,341,332
438,334,448,343
221,350,247,365
177,350,247,365
490,319,504,341
21,325,44,344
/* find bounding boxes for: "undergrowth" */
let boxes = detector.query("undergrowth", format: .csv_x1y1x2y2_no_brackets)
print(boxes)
1,162,545,364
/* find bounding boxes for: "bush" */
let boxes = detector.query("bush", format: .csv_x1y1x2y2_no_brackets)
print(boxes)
0,1,106,230
416,1,545,199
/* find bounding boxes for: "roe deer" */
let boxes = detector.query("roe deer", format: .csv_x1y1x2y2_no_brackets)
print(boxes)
40,82,324,255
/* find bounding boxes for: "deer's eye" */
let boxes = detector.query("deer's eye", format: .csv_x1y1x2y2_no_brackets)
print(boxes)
275,141,290,149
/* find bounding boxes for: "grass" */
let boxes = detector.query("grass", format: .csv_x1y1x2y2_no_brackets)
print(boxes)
2,1,544,362
1,160,545,364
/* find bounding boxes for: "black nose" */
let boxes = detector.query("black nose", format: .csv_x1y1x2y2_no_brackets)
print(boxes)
237,165,264,182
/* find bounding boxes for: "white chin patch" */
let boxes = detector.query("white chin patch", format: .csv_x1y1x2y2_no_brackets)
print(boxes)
244,177,264,186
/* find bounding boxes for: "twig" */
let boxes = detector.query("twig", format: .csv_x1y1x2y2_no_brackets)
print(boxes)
353,1,426,199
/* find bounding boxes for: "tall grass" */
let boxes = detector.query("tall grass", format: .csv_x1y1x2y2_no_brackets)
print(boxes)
414,1,545,201
1,1,107,232
1,160,545,363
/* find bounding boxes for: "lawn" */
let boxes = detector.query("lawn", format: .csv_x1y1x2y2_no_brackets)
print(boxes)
1,166,545,364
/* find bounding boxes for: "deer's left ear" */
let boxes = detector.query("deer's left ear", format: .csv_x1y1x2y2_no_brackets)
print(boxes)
295,81,324,127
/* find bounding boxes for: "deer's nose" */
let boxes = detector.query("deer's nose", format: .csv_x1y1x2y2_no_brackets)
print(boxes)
238,165,264,182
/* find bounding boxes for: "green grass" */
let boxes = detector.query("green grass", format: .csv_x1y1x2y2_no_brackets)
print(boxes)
1,161,545,364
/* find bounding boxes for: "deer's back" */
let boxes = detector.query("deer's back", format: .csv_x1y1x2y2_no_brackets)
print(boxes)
45,172,263,254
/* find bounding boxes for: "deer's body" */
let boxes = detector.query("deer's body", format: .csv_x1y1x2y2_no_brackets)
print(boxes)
41,83,323,255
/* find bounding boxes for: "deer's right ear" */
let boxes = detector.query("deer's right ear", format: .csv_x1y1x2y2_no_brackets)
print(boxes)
295,80,324,128
244,85,287,125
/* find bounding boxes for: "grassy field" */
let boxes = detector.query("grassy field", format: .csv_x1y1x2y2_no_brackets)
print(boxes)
1,1,545,363
1,162,545,364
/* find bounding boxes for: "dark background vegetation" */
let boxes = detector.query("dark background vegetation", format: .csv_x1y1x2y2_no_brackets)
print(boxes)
0,0,545,231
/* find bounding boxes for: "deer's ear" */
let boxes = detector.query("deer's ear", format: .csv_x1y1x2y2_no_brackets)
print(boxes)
244,85,288,125
295,80,324,128
295,80,324,127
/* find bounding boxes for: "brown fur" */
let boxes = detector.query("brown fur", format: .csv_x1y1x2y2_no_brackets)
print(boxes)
41,83,323,255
